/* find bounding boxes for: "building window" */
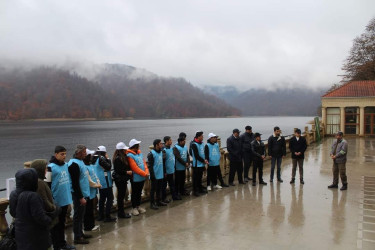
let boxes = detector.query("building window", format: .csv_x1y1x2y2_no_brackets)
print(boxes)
365,107,375,135
326,107,340,134
345,107,359,134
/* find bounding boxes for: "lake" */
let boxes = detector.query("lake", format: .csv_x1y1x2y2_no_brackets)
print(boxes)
0,116,314,196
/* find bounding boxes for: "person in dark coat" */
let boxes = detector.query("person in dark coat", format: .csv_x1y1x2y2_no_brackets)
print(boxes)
251,133,267,186
268,126,286,182
9,168,52,250
289,129,307,184
240,125,255,182
227,128,244,185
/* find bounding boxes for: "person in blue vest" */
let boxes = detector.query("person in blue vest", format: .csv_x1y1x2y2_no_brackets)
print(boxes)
204,133,222,191
162,136,180,202
148,139,167,209
68,144,92,245
46,145,75,250
126,139,149,216
173,136,191,198
191,131,208,197
93,145,116,222
83,149,101,232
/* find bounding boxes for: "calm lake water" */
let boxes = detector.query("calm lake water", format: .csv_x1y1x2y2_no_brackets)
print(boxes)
0,116,314,196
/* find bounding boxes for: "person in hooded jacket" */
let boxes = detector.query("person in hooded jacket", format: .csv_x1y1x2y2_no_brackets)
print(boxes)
9,168,52,250
46,146,75,250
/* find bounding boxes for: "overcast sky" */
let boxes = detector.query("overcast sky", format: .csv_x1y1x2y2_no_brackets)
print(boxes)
0,0,374,90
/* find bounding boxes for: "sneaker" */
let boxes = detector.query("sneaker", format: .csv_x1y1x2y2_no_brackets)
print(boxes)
340,184,347,191
84,225,99,232
278,179,284,183
328,184,338,189
104,216,117,223
207,186,212,191
290,178,295,184
214,185,222,189
61,243,76,249
244,178,249,183
300,179,304,185
260,181,267,185
150,202,159,210
74,238,89,245
157,201,167,206
118,213,131,219
132,208,140,216
221,183,229,187
137,207,146,214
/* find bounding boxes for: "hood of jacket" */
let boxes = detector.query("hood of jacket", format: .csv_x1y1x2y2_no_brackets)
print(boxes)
30,159,48,180
15,168,39,193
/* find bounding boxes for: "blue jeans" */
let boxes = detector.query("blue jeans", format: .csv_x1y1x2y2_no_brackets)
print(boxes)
72,193,86,240
270,157,283,180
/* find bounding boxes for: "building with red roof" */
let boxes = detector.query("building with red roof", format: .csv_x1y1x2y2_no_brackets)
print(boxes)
321,80,375,135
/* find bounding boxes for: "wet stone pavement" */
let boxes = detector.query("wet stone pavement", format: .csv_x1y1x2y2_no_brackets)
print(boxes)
69,137,375,250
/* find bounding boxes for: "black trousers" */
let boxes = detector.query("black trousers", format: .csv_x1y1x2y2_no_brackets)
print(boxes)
83,198,95,230
243,154,253,179
229,161,243,184
162,173,176,200
193,167,204,192
115,180,128,215
99,187,114,218
150,179,163,203
175,170,186,195
72,192,86,240
207,165,219,186
253,160,264,182
51,205,68,248
131,181,144,208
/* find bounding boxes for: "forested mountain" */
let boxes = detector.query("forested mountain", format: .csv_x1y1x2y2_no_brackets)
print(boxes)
0,65,240,120
204,86,325,116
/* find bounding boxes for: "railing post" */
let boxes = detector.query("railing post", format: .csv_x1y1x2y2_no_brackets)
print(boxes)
0,198,9,240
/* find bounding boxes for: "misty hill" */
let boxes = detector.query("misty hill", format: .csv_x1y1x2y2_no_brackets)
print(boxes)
0,65,240,120
203,86,325,116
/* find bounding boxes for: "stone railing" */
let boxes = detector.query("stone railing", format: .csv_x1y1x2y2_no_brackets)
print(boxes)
0,124,324,237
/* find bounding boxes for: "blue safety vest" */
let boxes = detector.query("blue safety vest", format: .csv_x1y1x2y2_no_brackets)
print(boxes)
68,158,90,198
151,150,164,179
175,144,188,171
94,157,113,189
86,164,98,199
207,143,220,166
127,152,146,182
48,162,72,207
192,141,205,167
164,147,175,174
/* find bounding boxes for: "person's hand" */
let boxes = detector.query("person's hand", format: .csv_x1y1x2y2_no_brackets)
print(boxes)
185,163,189,167
127,171,132,175
97,184,102,189
262,155,265,160
331,155,336,159
80,198,86,206
204,160,208,164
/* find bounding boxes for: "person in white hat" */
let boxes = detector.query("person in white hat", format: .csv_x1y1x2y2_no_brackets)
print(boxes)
93,146,116,222
112,142,132,219
126,139,149,216
205,133,222,191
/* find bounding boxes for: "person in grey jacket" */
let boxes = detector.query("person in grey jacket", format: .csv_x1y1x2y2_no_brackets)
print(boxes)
328,131,348,190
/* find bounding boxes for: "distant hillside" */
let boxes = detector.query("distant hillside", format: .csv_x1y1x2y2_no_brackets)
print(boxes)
203,85,325,116
0,65,240,120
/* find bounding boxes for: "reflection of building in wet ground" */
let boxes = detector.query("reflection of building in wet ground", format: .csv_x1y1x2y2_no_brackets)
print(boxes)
71,137,375,250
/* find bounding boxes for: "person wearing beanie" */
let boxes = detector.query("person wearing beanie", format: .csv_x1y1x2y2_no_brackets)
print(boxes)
289,129,307,185
47,146,76,250
126,139,149,216
191,131,208,196
92,145,116,223
68,144,92,245
148,139,167,209
173,136,191,198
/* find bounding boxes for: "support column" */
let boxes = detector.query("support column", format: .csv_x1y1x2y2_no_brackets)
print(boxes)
340,107,345,133
359,107,365,136
321,107,326,128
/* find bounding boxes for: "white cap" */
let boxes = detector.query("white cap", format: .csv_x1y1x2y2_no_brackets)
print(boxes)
97,145,107,152
116,142,129,150
129,139,141,148
208,133,217,139
86,149,95,155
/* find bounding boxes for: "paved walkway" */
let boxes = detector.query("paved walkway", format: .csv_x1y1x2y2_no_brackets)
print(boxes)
70,137,375,250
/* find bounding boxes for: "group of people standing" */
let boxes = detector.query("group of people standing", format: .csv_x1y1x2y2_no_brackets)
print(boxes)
10,124,346,250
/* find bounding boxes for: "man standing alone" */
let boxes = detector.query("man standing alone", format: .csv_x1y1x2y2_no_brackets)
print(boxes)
268,126,286,183
289,129,307,184
227,128,244,186
240,125,255,182
328,131,348,191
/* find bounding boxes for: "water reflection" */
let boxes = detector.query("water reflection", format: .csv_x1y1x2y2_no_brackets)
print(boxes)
249,185,265,227
267,183,285,233
330,190,347,244
288,185,305,227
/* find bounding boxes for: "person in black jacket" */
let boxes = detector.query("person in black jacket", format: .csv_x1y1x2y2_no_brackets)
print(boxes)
227,128,244,186
240,125,255,182
251,133,267,186
9,168,52,250
268,126,286,183
289,129,307,184
112,142,132,218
